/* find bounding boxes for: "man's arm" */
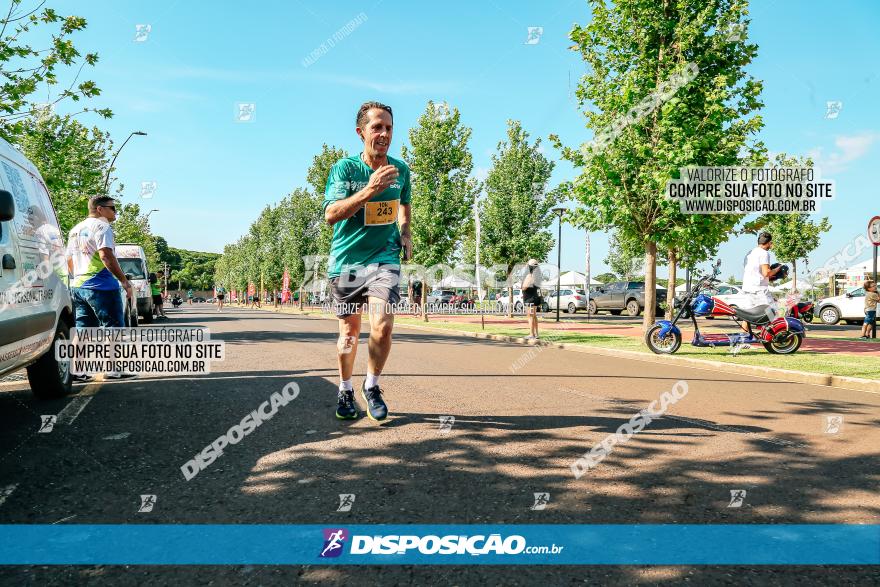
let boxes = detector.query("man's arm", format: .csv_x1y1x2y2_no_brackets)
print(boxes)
398,203,412,261
760,264,780,278
98,248,131,292
325,186,378,225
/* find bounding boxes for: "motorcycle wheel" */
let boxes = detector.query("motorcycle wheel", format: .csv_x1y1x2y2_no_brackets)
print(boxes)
645,324,681,355
762,332,803,354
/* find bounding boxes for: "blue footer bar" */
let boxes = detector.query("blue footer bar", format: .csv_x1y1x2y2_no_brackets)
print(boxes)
0,525,878,565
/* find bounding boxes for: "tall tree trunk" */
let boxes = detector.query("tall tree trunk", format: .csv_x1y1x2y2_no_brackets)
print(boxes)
792,259,798,293
666,248,677,320
642,241,657,333
422,281,429,323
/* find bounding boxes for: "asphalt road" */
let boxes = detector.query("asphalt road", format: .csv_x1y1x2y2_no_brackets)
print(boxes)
1,305,878,585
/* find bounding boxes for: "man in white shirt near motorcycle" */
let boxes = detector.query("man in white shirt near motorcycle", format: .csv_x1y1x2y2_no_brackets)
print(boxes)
741,231,783,311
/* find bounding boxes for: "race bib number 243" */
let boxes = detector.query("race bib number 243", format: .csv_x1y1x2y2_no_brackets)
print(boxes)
364,200,398,226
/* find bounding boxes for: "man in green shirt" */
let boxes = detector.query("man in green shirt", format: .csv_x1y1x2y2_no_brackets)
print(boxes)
323,101,412,422
150,273,166,320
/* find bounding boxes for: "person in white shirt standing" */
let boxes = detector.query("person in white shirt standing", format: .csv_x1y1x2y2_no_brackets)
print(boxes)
67,195,135,381
741,231,783,309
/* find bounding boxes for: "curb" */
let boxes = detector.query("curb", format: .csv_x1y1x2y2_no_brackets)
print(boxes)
253,306,880,394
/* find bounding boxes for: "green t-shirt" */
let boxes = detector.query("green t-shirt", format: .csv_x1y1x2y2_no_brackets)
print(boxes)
323,154,411,277
150,284,161,296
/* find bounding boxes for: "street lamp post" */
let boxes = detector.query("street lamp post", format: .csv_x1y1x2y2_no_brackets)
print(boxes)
103,131,147,193
553,207,566,323
145,208,159,220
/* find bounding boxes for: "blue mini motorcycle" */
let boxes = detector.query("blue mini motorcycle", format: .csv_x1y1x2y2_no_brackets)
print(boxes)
645,260,806,355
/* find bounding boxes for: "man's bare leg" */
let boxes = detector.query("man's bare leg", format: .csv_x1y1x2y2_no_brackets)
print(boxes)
360,296,393,421
337,313,361,382
334,311,361,419
366,296,394,377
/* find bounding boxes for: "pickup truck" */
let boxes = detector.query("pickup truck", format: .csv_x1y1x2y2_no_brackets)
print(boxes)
589,281,667,316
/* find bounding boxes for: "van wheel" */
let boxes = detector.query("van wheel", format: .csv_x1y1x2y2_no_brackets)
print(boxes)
27,321,73,399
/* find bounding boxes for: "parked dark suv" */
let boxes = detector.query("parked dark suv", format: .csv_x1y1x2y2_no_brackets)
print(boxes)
589,281,667,316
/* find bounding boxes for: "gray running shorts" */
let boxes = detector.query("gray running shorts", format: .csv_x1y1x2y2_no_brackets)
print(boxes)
330,264,401,318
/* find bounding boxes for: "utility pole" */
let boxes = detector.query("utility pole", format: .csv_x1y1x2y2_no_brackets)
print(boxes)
585,232,591,321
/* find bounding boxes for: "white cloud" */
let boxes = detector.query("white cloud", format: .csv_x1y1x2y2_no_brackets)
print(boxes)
807,131,878,174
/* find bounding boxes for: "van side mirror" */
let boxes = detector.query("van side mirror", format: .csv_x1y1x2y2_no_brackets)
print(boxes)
0,190,15,222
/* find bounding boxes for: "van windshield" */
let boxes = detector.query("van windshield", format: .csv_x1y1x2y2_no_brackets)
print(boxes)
119,258,146,279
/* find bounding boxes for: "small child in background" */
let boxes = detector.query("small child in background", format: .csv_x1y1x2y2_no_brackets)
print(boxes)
860,280,878,339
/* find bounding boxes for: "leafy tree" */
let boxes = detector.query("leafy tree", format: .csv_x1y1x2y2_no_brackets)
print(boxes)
306,144,346,257
113,202,158,268
481,120,561,315
11,112,114,234
764,213,831,292
595,272,618,284
401,101,480,321
553,0,765,330
0,1,110,140
604,230,643,280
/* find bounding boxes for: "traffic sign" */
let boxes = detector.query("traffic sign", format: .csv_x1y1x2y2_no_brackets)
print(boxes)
869,215,880,246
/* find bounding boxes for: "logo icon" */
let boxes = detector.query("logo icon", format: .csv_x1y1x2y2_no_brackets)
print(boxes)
525,27,543,45
530,492,550,510
438,415,455,433
824,415,843,434
319,528,348,558
727,489,747,508
336,494,355,512
38,415,56,433
138,494,157,513
140,180,157,199
134,24,152,42
724,23,745,42
235,102,256,123
432,101,450,122
824,100,843,120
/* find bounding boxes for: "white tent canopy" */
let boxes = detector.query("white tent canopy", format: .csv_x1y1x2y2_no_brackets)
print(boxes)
556,271,601,288
436,274,476,288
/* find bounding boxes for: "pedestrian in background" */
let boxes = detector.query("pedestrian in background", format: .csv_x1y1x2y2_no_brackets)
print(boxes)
216,285,226,311
150,273,166,320
411,278,423,316
522,258,543,340
67,195,136,381
860,280,878,339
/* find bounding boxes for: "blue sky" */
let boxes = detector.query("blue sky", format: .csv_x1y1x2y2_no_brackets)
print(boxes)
51,0,879,278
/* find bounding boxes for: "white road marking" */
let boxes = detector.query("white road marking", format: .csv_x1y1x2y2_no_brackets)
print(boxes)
51,514,77,524
103,432,130,440
55,382,101,425
0,483,18,507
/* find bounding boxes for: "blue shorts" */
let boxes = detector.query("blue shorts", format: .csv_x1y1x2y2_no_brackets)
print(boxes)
865,310,877,325
72,287,125,328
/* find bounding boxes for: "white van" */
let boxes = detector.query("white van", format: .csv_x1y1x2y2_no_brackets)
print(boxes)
0,137,74,398
116,244,154,324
